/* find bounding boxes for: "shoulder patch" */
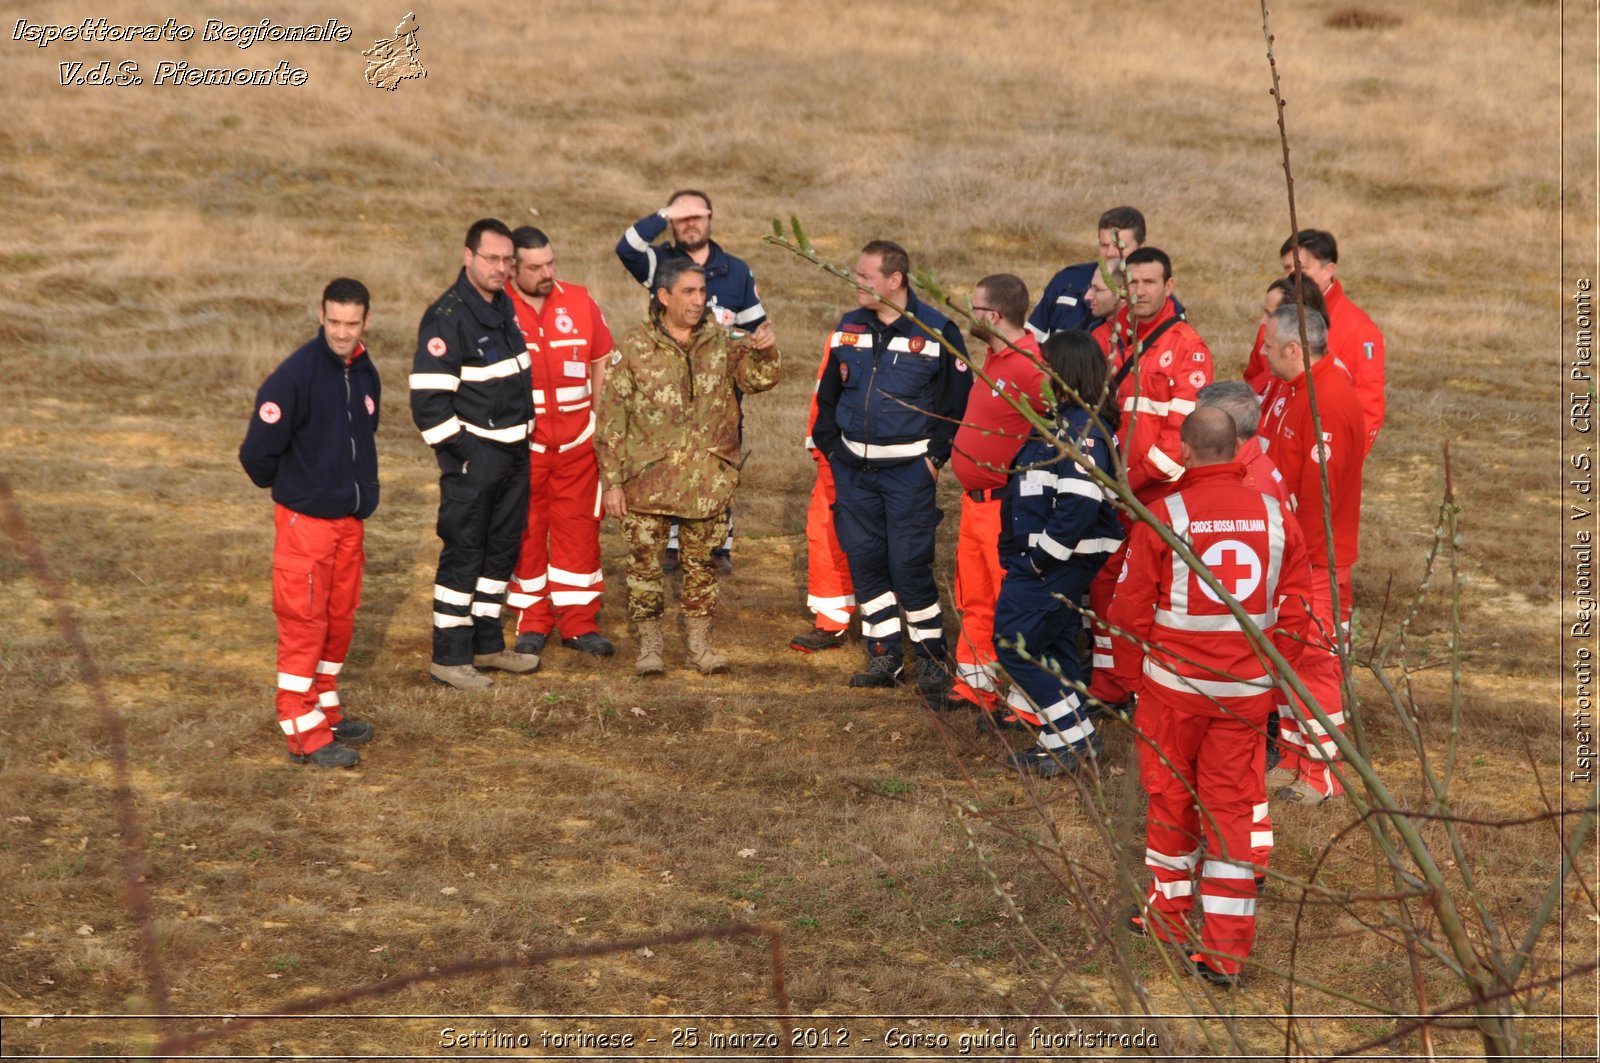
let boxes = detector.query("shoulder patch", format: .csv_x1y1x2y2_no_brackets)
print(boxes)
1192,349,1209,362
258,401,282,424
610,350,623,367
1188,370,1207,388
427,336,447,358
365,394,376,416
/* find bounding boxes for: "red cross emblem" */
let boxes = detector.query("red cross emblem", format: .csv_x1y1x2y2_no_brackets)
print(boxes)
365,394,376,416
258,401,281,424
427,336,447,358
1198,539,1262,604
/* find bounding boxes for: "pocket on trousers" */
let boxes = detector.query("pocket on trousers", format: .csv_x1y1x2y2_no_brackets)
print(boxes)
272,554,318,623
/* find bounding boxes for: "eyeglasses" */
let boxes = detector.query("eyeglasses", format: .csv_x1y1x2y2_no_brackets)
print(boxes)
472,250,515,267
971,305,999,314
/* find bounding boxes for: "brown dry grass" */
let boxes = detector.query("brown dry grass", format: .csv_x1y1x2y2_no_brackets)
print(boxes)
0,0,1591,1057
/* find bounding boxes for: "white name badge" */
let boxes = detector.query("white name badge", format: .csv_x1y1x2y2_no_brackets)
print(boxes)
562,361,588,379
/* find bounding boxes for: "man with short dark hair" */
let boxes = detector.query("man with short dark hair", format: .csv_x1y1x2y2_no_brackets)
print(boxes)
1085,246,1214,713
616,189,766,574
948,273,1049,721
596,259,781,675
240,278,381,768
411,219,538,689
504,227,616,660
1027,206,1149,340
1109,406,1314,986
1244,230,1385,454
811,240,970,704
1256,304,1366,805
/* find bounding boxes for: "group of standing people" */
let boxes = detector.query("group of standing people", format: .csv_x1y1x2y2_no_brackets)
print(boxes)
239,194,1383,988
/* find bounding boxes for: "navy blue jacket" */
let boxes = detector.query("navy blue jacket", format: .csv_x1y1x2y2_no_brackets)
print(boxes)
240,331,381,520
616,213,767,330
1027,260,1186,341
811,292,970,467
410,269,533,467
1027,261,1101,339
999,406,1123,575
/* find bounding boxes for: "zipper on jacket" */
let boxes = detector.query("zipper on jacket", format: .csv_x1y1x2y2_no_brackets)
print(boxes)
345,365,360,513
861,324,882,453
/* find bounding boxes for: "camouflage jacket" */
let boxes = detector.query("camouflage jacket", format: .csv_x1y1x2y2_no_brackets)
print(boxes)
596,317,781,519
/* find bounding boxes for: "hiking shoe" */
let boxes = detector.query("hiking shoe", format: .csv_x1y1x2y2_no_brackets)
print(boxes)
561,632,615,657
912,657,954,711
789,626,848,653
978,710,1032,734
430,663,493,690
662,548,681,573
1188,954,1239,988
331,718,374,745
473,649,540,674
712,554,734,577
1278,779,1333,807
1008,738,1102,778
514,631,549,655
289,742,359,768
1125,906,1148,937
849,654,903,688
1265,766,1297,793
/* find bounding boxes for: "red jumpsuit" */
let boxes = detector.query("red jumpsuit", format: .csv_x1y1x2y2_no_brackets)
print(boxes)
1244,280,1384,454
506,281,613,639
804,348,856,633
1087,299,1214,705
1108,463,1314,976
1256,354,1366,797
949,335,1047,712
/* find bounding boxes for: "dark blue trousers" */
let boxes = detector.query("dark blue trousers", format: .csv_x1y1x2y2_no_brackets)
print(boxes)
993,558,1099,753
829,457,946,661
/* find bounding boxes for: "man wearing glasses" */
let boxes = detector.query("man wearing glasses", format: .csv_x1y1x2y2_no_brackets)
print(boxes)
947,274,1049,726
410,218,539,689
616,190,766,576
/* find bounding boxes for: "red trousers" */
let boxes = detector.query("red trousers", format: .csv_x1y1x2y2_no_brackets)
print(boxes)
1276,564,1352,797
951,494,1004,709
272,505,363,756
1139,690,1269,977
510,443,604,638
805,456,854,632
1087,534,1131,703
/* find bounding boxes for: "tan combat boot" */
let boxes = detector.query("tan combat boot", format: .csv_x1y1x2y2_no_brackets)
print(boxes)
635,619,665,676
683,615,729,674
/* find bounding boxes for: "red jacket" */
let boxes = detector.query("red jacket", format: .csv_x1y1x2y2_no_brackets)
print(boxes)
1238,435,1288,504
1242,280,1383,455
1107,463,1314,720
1100,299,1214,503
1323,279,1384,455
1256,354,1365,571
507,280,613,452
951,334,1048,493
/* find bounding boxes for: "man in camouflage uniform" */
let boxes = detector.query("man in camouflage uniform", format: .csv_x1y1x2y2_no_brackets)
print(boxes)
596,258,781,675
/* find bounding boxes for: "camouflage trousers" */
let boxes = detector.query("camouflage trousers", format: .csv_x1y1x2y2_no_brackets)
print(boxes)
622,511,728,621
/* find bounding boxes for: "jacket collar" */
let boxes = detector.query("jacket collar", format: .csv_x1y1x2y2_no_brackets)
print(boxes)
453,268,511,328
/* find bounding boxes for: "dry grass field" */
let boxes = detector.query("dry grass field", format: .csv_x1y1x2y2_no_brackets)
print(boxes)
1,0,1594,1058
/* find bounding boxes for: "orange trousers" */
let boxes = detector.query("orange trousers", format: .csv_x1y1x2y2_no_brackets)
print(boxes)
951,493,1004,709
271,504,362,756
805,456,855,631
